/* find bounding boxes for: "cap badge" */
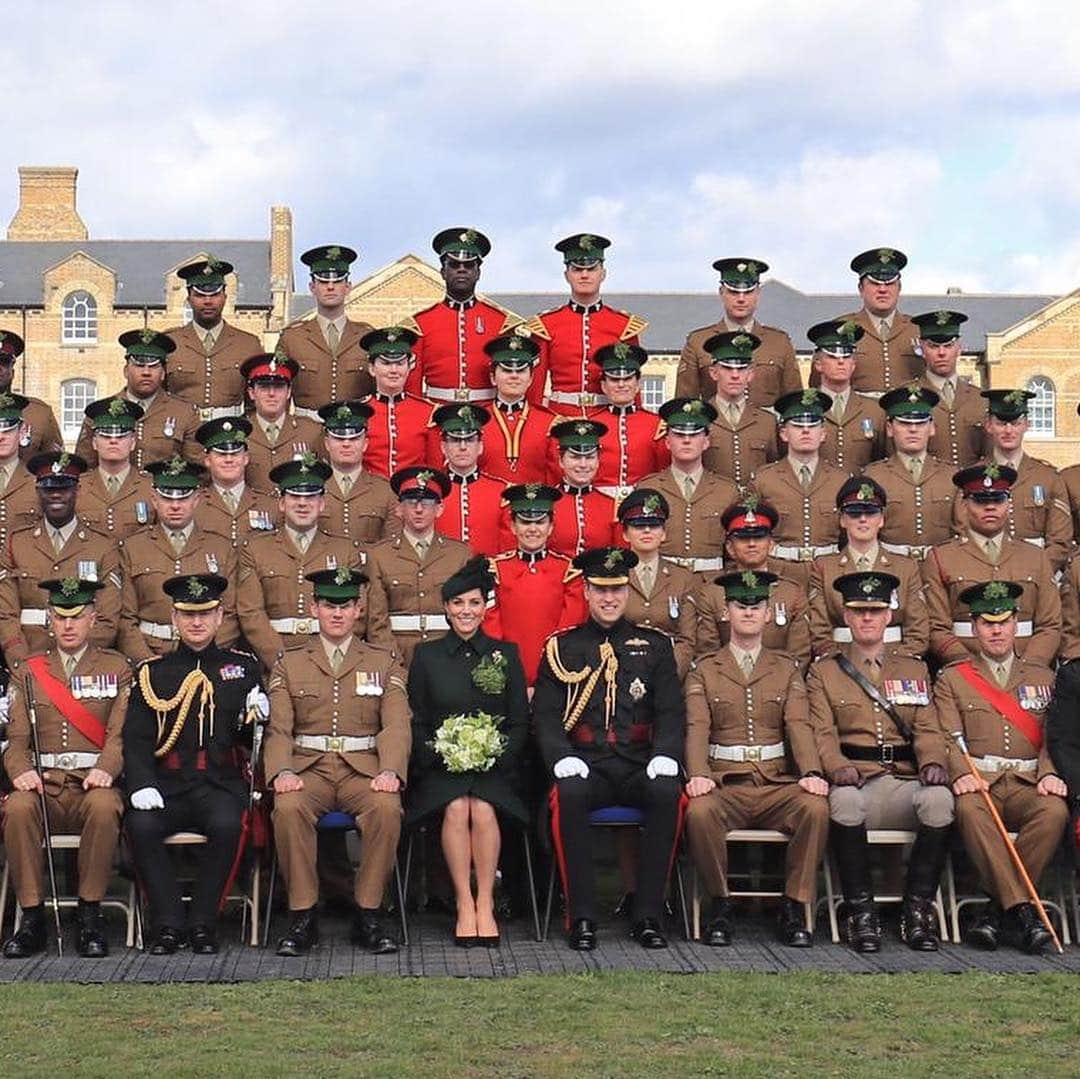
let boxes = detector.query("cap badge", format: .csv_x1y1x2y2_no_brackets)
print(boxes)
415,470,434,486
459,229,478,245
334,405,352,420
107,398,126,417
857,483,875,502
324,246,342,261
985,581,1008,600
187,576,207,598
579,234,596,251
139,328,157,345
800,389,818,406
334,567,351,586
877,249,895,263
643,494,661,514
935,311,951,326
741,570,758,588
60,577,80,597
862,576,881,594
575,422,591,435
508,337,523,350
603,549,624,570
165,455,185,476
613,342,631,360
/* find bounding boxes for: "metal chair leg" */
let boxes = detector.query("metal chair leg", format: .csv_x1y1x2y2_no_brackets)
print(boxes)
542,859,557,942
261,848,277,949
521,831,542,942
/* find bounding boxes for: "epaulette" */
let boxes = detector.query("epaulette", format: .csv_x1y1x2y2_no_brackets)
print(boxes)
524,314,552,341
562,563,582,584
854,391,879,401
754,321,793,342
618,312,649,340
493,550,517,562
499,312,525,334
424,404,439,429
397,314,423,337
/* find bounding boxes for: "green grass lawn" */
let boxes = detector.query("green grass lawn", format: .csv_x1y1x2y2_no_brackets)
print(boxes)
1,972,1077,1077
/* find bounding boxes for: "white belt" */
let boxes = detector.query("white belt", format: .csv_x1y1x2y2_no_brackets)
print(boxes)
663,555,723,572
425,386,496,403
270,616,320,635
295,734,376,753
832,626,903,643
597,485,634,500
389,613,451,632
881,542,931,558
139,619,178,641
952,620,1033,638
548,390,610,408
772,543,839,562
198,405,244,422
39,752,99,770
971,754,1038,774
1022,536,1046,549
709,741,785,763
19,608,47,626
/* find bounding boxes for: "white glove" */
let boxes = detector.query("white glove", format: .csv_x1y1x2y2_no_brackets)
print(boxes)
246,687,271,723
553,756,590,780
646,755,679,780
131,787,165,810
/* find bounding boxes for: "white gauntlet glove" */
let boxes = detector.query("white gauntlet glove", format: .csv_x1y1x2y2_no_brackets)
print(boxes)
646,755,679,780
553,756,590,780
131,787,165,811
246,687,271,724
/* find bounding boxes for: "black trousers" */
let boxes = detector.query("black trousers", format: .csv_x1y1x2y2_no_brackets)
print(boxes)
552,756,682,923
126,785,245,931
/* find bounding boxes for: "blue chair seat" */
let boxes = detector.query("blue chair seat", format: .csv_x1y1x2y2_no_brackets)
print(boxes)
588,806,645,827
316,811,356,830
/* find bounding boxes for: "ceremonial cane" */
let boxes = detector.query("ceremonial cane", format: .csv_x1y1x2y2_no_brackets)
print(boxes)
950,729,1063,954
25,677,64,957
240,716,265,945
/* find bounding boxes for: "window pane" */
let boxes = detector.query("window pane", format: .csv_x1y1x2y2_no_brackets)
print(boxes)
1026,377,1055,437
641,375,666,413
61,290,98,343
61,378,96,440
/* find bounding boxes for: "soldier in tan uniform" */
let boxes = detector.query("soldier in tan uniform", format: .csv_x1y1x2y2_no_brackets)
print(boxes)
685,570,829,947
676,258,801,407
909,311,984,468
924,465,1060,668
637,399,739,580
0,453,120,663
76,399,156,540
808,319,884,473
700,331,778,485
239,351,324,493
863,385,955,558
0,330,62,461
0,393,46,548
808,477,928,659
193,417,279,545
364,467,470,663
748,389,849,586
278,245,375,420
1,577,130,958
839,248,922,393
617,489,699,679
238,457,361,670
267,567,408,955
117,458,239,660
697,499,810,668
808,572,953,953
935,581,1067,954
317,399,398,545
164,258,262,421
75,330,201,469
958,389,1072,573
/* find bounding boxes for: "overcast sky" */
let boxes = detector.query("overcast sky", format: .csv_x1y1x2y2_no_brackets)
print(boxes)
4,1,1080,296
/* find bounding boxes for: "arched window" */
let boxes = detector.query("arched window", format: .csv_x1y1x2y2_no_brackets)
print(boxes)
61,290,98,343
1026,376,1055,437
61,378,96,441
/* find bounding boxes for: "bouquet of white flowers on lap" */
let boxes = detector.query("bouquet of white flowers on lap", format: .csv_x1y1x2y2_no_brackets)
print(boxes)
431,711,507,774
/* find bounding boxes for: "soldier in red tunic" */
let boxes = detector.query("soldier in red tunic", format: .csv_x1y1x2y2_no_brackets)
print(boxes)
428,404,504,556
407,228,519,405
480,334,556,484
358,327,431,480
526,234,648,416
484,484,585,686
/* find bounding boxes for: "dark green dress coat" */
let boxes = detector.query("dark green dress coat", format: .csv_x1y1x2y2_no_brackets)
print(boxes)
406,628,530,825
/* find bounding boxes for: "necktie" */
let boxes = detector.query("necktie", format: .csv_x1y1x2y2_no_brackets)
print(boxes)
0,465,9,494
941,380,955,408
105,474,120,496
415,539,428,559
683,474,695,499
727,402,740,426
831,394,846,421
638,562,654,596
170,530,186,554
338,474,353,495
223,489,238,513
741,652,754,678
856,554,873,571
994,662,1008,687
63,654,76,678
799,465,811,490
985,538,998,564
331,646,344,673
203,330,215,355
296,531,311,553
327,323,340,355
265,423,279,445
908,457,922,481
50,528,65,553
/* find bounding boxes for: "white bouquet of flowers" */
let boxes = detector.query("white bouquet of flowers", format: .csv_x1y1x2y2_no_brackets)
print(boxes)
431,711,507,774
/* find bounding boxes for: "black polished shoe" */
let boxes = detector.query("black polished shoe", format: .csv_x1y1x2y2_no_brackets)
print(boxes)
703,898,733,947
899,896,940,952
351,910,398,954
77,901,108,959
277,909,319,957
188,924,219,955
1006,903,1054,955
777,897,812,948
2,906,47,959
568,917,597,951
843,898,881,954
965,903,1001,951
148,926,184,955
630,917,668,950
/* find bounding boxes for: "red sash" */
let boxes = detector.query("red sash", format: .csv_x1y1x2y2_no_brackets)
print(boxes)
26,655,108,750
954,661,1044,752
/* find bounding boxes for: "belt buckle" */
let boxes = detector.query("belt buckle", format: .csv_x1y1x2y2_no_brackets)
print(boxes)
1000,759,1016,772
799,547,814,561
57,753,75,769
580,393,595,407
454,388,469,402
295,619,311,635
327,736,344,752
418,614,427,632
880,743,894,765
171,625,180,640
744,745,762,762
199,407,214,421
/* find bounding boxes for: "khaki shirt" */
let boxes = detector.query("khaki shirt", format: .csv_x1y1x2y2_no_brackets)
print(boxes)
277,317,376,414
76,467,156,540
863,452,956,551
195,484,280,547
841,309,922,392
320,470,400,545
703,404,779,487
163,321,263,412
624,558,700,679
244,413,326,494
821,390,885,473
75,390,202,470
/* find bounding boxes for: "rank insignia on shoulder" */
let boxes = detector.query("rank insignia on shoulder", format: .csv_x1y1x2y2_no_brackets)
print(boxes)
268,675,284,691
220,664,246,681
883,678,929,705
1018,684,1052,710
356,670,384,696
628,677,647,701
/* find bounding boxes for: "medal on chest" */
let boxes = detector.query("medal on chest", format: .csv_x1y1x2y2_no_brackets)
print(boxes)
1018,684,1052,711
883,678,929,705
163,417,176,438
205,552,219,573
628,677,646,701
219,663,246,681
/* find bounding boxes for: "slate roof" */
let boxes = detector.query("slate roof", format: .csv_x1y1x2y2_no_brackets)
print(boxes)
0,240,272,308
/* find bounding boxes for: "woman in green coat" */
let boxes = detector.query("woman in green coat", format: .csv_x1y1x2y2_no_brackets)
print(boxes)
406,557,529,946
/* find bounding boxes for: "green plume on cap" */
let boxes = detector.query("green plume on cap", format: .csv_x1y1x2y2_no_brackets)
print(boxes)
579,234,596,251
0,393,13,409
984,463,1001,480
459,229,478,244
906,383,921,402
273,345,288,362
203,255,223,273
187,576,206,597
613,342,631,360
51,452,71,474
165,455,185,476
1004,389,1027,407
139,328,157,345
457,406,475,421
325,246,342,261
524,483,541,498
862,576,881,594
603,548,624,570
60,576,80,597
299,450,317,470
107,398,126,417
935,311,951,326
800,389,818,406
643,494,662,514
334,404,352,420
984,581,1009,599
682,400,705,414
857,483,876,502
732,333,753,349
508,337,523,350
334,567,351,586
877,249,895,263
415,470,434,486
385,327,401,342
741,570,759,588
838,320,859,339
575,422,591,435
743,493,760,510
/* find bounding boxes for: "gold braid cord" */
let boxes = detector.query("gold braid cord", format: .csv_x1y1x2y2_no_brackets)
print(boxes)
138,665,215,758
545,637,619,732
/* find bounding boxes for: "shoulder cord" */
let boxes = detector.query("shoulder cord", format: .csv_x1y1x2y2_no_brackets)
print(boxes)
138,665,215,758
545,637,618,732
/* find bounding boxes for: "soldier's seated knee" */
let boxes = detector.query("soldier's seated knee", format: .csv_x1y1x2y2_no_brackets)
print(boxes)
642,774,682,807
913,784,955,828
0,789,39,824
82,787,123,820
828,785,866,826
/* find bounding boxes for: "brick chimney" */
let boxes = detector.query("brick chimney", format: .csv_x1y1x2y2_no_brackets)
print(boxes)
7,166,88,241
269,204,293,327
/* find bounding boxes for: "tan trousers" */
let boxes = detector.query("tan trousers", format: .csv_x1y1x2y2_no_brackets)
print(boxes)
2,776,123,907
954,771,1069,910
686,777,830,903
829,774,955,829
272,753,401,910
